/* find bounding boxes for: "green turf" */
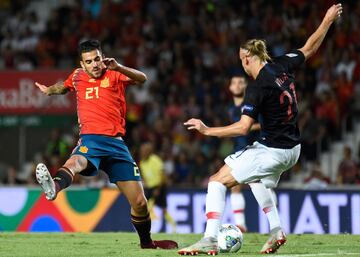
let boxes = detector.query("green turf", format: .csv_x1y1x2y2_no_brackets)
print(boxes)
0,233,359,257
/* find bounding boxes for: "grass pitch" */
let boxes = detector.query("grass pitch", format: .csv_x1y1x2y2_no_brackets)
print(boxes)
0,233,359,257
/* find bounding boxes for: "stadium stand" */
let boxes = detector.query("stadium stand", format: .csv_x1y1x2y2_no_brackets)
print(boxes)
0,0,359,187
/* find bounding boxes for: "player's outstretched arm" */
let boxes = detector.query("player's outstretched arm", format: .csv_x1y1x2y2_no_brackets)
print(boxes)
35,81,68,96
102,58,147,84
299,3,342,60
184,115,255,137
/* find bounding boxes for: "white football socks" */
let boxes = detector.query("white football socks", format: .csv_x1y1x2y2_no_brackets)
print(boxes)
204,181,227,238
269,188,278,206
249,182,281,231
230,192,246,229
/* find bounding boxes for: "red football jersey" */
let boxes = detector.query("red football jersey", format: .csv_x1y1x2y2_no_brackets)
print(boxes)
64,68,130,136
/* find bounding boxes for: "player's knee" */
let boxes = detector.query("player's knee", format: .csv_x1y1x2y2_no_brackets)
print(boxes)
231,184,242,192
209,173,220,183
133,195,148,213
209,173,236,188
64,155,87,173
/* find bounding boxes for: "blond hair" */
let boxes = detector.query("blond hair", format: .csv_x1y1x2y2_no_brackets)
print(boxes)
241,39,272,62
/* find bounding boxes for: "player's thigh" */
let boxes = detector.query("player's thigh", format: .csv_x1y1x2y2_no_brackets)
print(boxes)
103,159,141,183
63,154,89,174
224,143,274,185
210,164,239,188
230,184,242,193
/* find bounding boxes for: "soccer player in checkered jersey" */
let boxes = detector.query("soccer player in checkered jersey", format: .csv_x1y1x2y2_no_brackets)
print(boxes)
35,39,177,250
228,74,260,233
228,74,279,231
179,3,343,255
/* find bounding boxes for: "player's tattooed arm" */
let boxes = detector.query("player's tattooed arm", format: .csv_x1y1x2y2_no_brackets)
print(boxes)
35,81,69,96
102,58,147,84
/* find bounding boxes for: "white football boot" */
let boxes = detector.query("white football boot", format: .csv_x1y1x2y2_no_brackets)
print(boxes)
35,163,57,200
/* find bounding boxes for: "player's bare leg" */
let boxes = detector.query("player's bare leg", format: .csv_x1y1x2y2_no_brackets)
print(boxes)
230,185,247,232
117,180,178,249
36,155,85,200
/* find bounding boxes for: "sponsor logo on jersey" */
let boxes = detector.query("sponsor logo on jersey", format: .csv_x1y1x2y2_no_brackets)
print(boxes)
286,53,298,58
79,146,89,153
100,77,110,88
242,104,254,112
133,163,140,176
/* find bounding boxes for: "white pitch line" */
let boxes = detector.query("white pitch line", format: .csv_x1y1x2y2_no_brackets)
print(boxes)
276,253,360,257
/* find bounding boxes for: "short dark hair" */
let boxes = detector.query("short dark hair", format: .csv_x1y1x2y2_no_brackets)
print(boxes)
231,73,246,78
230,72,246,80
78,39,102,57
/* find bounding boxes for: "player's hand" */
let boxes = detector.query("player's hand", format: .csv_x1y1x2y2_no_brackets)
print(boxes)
35,82,50,95
102,58,121,70
184,118,208,134
324,3,342,24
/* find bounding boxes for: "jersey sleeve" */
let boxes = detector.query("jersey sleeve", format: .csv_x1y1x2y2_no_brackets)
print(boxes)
63,69,79,91
117,72,131,87
273,49,305,73
241,82,261,119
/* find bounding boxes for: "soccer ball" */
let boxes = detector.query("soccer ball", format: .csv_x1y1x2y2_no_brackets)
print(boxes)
217,224,243,253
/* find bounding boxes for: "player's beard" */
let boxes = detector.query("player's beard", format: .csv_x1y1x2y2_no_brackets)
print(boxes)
89,67,105,78
232,92,244,98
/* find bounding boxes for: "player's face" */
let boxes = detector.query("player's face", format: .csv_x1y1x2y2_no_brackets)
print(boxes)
80,49,105,78
229,76,247,97
239,48,251,77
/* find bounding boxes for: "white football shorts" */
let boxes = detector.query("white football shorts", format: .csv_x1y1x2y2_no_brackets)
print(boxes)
224,141,301,188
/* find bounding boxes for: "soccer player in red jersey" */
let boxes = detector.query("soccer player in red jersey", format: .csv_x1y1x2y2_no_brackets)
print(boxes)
35,39,177,250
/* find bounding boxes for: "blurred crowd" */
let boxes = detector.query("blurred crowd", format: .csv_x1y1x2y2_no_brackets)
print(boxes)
0,0,360,187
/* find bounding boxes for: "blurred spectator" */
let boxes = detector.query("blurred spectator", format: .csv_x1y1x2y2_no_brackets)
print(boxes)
0,162,9,183
304,163,331,190
161,151,175,185
315,90,340,139
191,153,209,187
299,109,326,161
336,146,360,185
334,71,354,115
17,162,36,184
5,166,19,185
174,152,191,185
45,128,69,160
0,0,358,187
335,50,356,82
139,142,176,231
287,162,310,185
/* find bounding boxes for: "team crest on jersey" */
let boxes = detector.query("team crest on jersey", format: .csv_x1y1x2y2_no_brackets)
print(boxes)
100,77,110,88
79,146,88,153
242,104,254,112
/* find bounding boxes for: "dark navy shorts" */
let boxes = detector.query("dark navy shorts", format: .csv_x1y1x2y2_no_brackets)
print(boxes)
71,134,141,183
